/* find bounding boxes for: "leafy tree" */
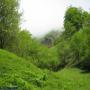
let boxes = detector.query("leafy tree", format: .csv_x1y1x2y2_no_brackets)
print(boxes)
70,27,90,69
0,0,20,49
64,7,83,38
17,30,32,57
57,7,90,70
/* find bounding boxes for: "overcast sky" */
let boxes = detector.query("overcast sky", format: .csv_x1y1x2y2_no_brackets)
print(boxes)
20,0,90,36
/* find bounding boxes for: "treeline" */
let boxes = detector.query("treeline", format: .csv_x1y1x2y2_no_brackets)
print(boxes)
33,7,90,71
56,7,90,71
0,0,90,71
0,0,59,70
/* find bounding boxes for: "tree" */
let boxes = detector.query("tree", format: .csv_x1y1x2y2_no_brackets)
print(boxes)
0,0,20,49
64,7,83,38
57,7,90,70
17,30,32,57
70,27,90,69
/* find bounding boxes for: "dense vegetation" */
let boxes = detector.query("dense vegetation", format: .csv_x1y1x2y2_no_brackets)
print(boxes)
0,49,90,90
0,0,90,90
56,7,90,70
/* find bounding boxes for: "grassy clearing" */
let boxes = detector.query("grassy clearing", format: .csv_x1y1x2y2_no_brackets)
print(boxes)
0,49,90,90
46,68,90,90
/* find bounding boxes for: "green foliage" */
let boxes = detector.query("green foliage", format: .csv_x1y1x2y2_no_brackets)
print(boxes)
16,30,32,57
57,40,71,68
57,7,90,70
0,0,20,49
64,7,83,33
64,6,90,38
0,49,90,90
0,2,90,89
0,49,47,90
37,46,59,70
28,42,59,71
70,27,90,69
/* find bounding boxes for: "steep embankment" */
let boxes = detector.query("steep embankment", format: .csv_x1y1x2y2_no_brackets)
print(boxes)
0,49,90,90
0,49,46,90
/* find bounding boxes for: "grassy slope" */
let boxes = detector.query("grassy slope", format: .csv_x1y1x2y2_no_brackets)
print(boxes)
0,49,46,90
0,49,90,90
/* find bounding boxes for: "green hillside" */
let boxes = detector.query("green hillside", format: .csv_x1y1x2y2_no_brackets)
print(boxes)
0,49,90,90
0,49,46,90
0,1,90,90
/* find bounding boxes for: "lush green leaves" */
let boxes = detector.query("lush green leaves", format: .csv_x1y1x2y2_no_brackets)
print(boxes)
0,0,20,49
